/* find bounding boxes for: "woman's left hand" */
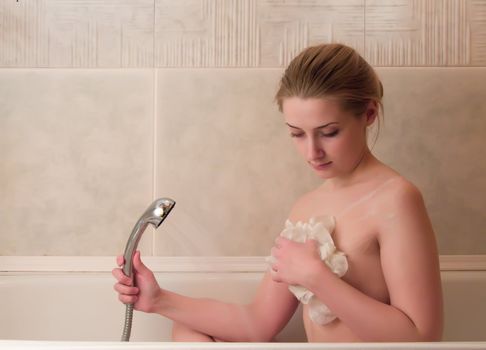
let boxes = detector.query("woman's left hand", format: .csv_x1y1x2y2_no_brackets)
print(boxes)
269,236,324,287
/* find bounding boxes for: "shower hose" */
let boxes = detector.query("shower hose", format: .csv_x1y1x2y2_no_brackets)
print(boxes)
121,304,134,341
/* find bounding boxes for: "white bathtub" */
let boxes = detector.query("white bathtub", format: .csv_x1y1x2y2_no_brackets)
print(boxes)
0,256,485,350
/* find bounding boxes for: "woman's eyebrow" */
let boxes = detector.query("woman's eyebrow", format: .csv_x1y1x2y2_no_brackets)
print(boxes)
285,122,339,129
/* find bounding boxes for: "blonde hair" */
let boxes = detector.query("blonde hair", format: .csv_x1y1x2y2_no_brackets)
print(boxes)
275,43,384,134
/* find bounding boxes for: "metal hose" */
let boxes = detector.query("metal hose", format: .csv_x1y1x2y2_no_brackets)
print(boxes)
121,304,134,341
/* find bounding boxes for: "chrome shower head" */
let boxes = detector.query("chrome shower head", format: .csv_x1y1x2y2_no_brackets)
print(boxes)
122,198,175,277
141,198,176,228
120,197,175,342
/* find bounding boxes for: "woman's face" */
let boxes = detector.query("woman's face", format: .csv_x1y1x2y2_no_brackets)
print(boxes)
282,97,374,179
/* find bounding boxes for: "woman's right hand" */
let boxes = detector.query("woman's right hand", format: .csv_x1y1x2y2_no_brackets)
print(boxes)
112,250,162,313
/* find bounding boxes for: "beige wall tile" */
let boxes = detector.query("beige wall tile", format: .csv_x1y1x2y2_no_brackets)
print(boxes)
470,0,486,65
1,67,485,256
1,1,485,257
0,69,154,255
4,0,486,68
374,68,486,254
154,69,321,256
155,0,364,67
0,0,154,67
365,0,486,66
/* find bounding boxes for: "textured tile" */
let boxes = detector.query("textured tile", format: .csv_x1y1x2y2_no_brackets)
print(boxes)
0,69,154,255
469,0,486,65
2,0,486,68
365,0,478,66
155,0,365,67
154,69,321,256
373,68,486,254
0,0,154,67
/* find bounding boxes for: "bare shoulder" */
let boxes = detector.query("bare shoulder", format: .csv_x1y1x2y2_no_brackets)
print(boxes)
376,175,426,214
358,170,436,248
376,174,439,272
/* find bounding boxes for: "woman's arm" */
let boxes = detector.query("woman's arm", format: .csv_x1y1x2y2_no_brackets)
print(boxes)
113,251,299,342
271,181,443,342
155,272,298,342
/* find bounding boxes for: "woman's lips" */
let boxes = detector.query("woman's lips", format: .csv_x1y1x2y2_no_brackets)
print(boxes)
310,161,332,170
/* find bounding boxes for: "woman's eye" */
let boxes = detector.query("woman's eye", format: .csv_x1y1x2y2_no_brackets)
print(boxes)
290,130,339,138
320,130,339,137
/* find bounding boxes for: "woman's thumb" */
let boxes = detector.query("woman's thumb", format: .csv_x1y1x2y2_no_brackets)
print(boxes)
133,250,149,273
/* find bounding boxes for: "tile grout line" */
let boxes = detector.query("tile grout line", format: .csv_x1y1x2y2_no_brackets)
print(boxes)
151,0,157,257
152,67,158,257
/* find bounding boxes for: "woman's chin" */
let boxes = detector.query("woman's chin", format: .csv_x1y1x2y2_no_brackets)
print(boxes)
312,169,336,179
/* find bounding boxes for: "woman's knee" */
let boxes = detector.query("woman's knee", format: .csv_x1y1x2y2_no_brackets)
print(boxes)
171,321,215,342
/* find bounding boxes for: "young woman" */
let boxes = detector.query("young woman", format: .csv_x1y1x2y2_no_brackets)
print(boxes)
113,43,443,342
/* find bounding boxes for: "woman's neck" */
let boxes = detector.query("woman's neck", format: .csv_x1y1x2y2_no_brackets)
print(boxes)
324,148,380,191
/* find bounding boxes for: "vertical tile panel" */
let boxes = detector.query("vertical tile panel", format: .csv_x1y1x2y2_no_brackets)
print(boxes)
155,0,364,67
469,0,486,65
0,0,154,67
365,0,471,66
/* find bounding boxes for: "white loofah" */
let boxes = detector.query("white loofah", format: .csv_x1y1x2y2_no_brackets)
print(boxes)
266,216,348,325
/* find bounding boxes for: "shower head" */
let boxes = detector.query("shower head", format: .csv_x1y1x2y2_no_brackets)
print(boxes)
141,197,176,228
120,197,175,342
122,198,176,277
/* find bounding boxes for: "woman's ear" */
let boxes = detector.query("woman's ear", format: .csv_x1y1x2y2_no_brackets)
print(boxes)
365,100,378,126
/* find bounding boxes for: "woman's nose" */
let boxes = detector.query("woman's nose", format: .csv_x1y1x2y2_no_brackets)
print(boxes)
307,138,324,161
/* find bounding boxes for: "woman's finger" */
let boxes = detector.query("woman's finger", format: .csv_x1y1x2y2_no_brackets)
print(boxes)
119,294,138,305
112,268,132,285
116,255,125,267
113,283,139,295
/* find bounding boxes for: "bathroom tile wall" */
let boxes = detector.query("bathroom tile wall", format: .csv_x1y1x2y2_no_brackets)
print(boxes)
0,0,485,256
0,69,155,255
374,68,486,254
